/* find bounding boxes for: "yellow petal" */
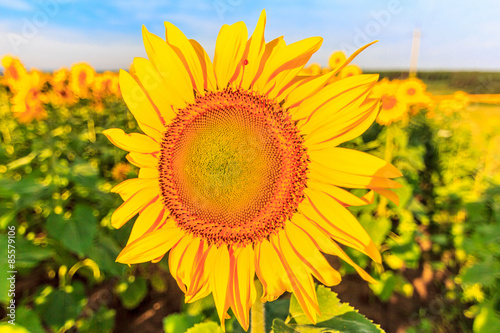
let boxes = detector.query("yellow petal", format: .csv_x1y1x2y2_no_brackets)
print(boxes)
374,188,400,205
111,178,158,201
132,57,182,117
239,9,266,89
309,147,402,178
127,200,167,245
230,245,256,331
307,99,380,149
282,70,338,109
102,128,160,153
119,69,164,140
293,74,378,121
271,232,319,324
285,223,341,286
126,152,158,169
116,220,183,264
291,214,376,283
190,39,217,91
250,36,285,89
164,22,205,93
111,187,159,229
138,167,158,178
209,245,231,327
300,190,381,263
185,244,213,303
308,161,402,189
169,235,200,292
142,26,194,104
307,179,374,207
213,21,248,88
255,239,289,302
260,37,323,99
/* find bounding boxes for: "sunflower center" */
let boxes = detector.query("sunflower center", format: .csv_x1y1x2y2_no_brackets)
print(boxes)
381,94,397,110
159,88,308,246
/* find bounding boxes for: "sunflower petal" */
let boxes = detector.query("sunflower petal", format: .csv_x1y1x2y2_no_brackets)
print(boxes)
239,10,266,89
102,128,160,153
111,178,158,201
165,22,205,93
309,147,402,178
116,219,184,264
271,232,319,324
119,68,164,140
308,160,402,189
230,245,256,331
210,245,231,327
260,37,323,99
190,39,217,91
307,179,374,207
127,200,167,245
291,214,376,283
285,223,342,286
142,26,194,104
300,189,382,263
111,187,159,229
214,22,248,88
132,57,181,117
126,152,158,169
255,239,289,302
138,167,158,178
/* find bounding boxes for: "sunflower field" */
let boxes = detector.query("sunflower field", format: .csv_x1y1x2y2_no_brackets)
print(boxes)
0,23,500,333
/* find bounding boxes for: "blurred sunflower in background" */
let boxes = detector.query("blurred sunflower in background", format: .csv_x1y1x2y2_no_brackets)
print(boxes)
104,10,401,331
70,62,96,98
371,79,408,125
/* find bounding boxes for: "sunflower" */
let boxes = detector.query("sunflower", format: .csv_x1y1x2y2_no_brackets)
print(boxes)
49,68,77,106
339,64,362,79
397,77,426,105
104,10,401,330
70,62,95,98
94,71,120,98
1,55,28,93
11,70,48,123
328,50,346,70
371,79,408,125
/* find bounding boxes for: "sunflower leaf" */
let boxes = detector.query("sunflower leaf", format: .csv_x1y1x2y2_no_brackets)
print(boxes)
283,285,384,332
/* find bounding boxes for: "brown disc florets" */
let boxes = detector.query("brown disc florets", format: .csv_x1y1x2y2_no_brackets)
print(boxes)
158,87,308,246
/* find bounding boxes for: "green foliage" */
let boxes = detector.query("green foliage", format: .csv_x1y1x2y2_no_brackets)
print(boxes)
274,285,383,333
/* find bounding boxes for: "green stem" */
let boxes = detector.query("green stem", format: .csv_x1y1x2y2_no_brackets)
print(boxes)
377,125,394,217
251,280,265,333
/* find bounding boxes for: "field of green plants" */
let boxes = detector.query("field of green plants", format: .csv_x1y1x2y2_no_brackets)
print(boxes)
0,62,499,333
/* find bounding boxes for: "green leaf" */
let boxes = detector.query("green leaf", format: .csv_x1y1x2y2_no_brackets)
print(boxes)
15,234,55,270
60,204,98,256
358,214,391,246
163,313,203,333
285,285,384,332
16,306,45,333
79,305,116,333
87,233,125,276
290,285,354,324
265,298,290,333
185,322,224,333
34,281,87,330
117,277,148,309
473,303,500,333
461,259,500,287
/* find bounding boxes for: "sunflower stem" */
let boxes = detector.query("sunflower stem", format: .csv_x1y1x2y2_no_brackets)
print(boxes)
377,125,394,217
250,280,265,333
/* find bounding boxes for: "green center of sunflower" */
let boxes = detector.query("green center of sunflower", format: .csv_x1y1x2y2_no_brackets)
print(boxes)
158,88,308,246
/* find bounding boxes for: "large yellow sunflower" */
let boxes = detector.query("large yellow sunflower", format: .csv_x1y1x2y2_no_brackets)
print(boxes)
104,10,401,330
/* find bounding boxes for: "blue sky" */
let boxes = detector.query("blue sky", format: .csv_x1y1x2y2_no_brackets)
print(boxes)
1,0,500,71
